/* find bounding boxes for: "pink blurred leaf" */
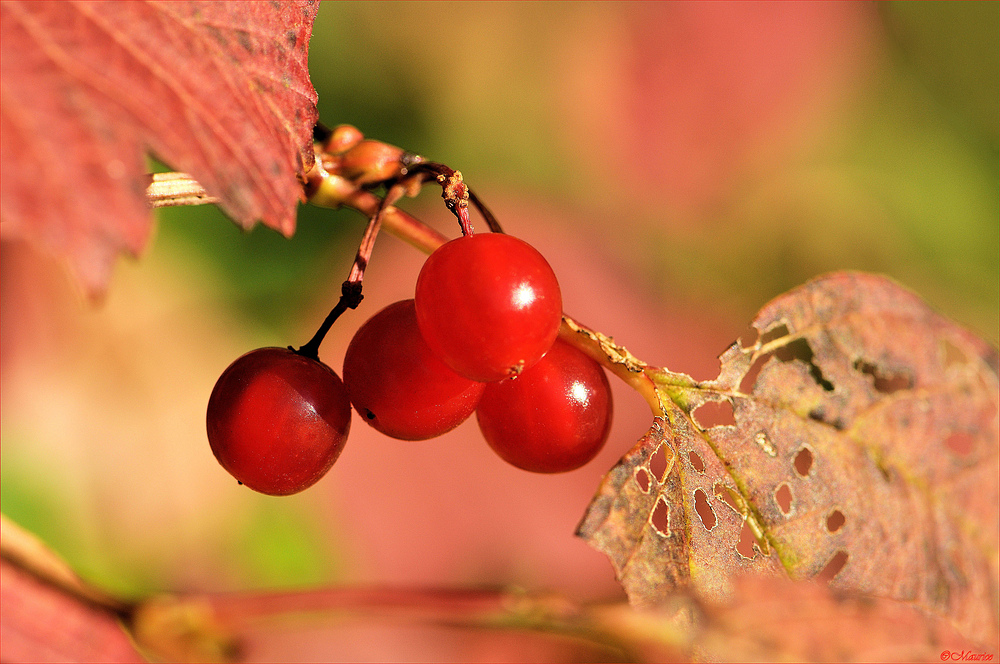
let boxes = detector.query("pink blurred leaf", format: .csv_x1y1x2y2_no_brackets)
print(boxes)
1,516,143,663
0,0,320,295
692,575,979,661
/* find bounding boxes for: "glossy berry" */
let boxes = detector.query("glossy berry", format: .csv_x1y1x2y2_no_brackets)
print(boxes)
476,338,612,473
343,300,486,440
207,347,351,495
414,233,562,383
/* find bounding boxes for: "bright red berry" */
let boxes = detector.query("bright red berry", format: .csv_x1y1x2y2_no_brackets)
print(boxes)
206,347,351,495
476,338,612,473
342,300,486,440
414,233,562,383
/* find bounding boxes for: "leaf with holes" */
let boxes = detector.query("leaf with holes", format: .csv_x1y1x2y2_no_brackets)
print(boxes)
578,271,999,645
0,1,320,295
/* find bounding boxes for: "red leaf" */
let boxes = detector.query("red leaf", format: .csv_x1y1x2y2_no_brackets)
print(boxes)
692,575,977,661
0,0,319,295
1,561,145,663
1,516,144,663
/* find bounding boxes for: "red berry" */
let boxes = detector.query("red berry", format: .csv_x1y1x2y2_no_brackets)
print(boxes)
343,300,486,440
414,233,562,383
476,338,612,473
206,347,351,495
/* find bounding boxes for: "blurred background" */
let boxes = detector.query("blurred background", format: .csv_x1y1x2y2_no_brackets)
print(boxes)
2,2,998,659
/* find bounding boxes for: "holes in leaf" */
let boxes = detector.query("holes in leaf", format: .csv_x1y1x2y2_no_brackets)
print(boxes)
853,359,913,394
688,451,706,473
364,409,377,421
774,483,793,516
692,400,736,428
816,550,849,582
793,446,814,478
694,489,716,531
714,483,740,513
775,338,834,391
760,323,790,345
740,332,834,394
649,444,671,483
739,356,766,394
738,325,759,350
826,509,845,533
736,520,757,559
650,496,671,537
634,467,651,493
944,432,975,457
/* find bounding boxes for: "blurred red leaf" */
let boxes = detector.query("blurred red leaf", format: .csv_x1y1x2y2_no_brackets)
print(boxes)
690,574,977,662
0,0,320,295
1,516,143,663
1,560,144,663
555,2,877,221
579,272,1000,645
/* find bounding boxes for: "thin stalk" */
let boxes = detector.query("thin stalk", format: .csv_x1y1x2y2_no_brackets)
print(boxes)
295,181,408,359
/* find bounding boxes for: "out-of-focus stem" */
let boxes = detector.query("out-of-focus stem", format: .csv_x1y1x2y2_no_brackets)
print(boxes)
146,172,219,207
143,585,639,661
310,172,448,253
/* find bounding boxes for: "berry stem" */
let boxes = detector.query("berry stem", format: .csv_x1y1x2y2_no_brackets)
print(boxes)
169,585,639,660
148,161,667,417
467,186,503,234
296,180,409,359
404,162,505,235
294,280,363,361
306,161,666,417
558,317,665,416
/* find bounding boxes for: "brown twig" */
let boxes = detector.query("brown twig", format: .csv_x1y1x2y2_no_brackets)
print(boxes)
146,172,219,207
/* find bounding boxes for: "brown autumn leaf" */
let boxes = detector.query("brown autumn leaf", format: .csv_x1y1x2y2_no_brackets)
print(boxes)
0,0,320,295
578,271,1000,646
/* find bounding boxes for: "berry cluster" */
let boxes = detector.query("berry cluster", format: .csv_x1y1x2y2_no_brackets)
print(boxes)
206,127,613,495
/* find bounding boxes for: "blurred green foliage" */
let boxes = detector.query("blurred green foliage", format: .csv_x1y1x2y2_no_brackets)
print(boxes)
1,431,160,597
153,202,359,340
881,1,999,147
225,498,344,589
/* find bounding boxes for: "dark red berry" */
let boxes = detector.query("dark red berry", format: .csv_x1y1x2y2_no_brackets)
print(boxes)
206,347,351,495
414,233,562,383
476,338,612,473
342,300,485,440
